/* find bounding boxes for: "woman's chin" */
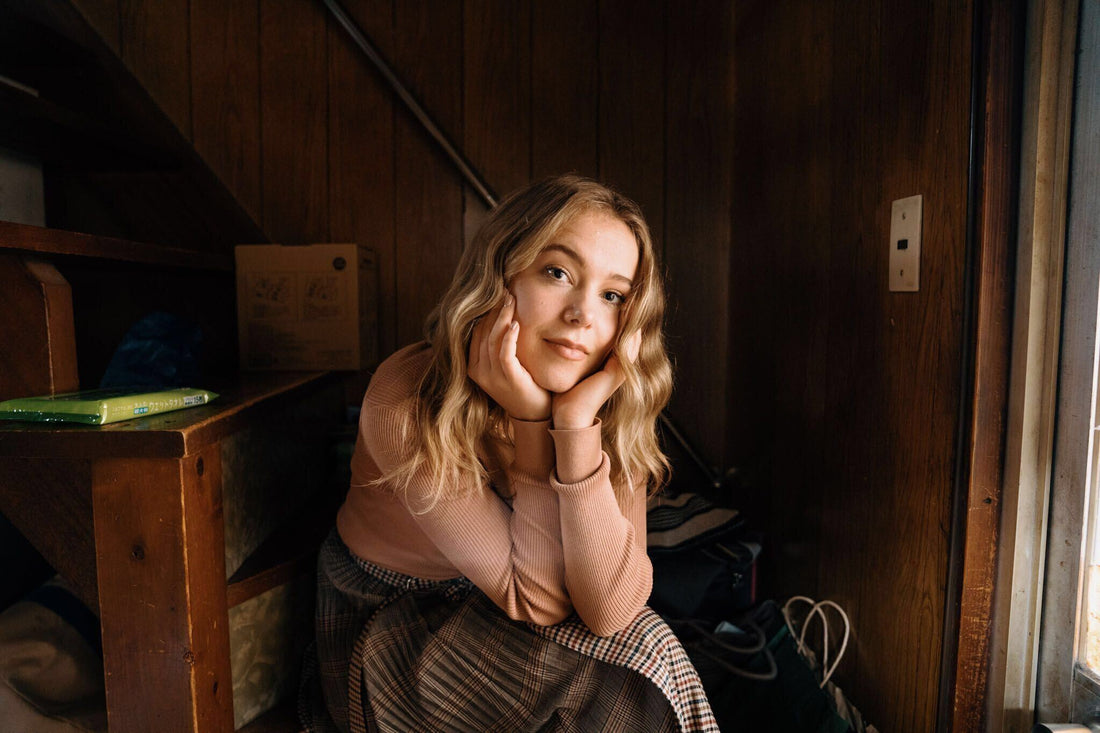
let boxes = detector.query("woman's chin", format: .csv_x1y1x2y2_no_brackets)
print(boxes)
533,370,583,395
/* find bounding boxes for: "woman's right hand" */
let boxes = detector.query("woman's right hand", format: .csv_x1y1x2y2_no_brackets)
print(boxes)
468,293,552,422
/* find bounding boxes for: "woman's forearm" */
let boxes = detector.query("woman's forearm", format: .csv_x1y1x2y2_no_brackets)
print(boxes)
551,448,653,637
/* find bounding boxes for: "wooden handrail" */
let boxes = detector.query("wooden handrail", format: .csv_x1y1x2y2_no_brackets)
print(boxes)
0,221,234,271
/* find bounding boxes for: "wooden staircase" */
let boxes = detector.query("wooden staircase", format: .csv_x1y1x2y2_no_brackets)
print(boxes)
0,2,335,730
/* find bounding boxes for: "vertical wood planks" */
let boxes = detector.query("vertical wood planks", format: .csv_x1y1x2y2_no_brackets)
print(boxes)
531,0,599,179
727,1,973,729
70,0,121,54
260,0,329,244
598,0,666,254
728,0,831,604
463,0,531,236
119,0,192,139
831,2,968,728
393,0,464,347
462,0,531,192
93,446,232,732
665,0,733,471
820,2,892,708
191,0,262,227
872,2,968,727
328,0,397,357
820,0,883,704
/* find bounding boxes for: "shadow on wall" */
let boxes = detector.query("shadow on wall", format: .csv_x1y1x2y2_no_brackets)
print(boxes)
0,513,52,612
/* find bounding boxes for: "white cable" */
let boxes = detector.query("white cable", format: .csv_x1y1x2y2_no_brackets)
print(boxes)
813,600,850,687
782,596,851,688
801,602,831,674
782,596,818,658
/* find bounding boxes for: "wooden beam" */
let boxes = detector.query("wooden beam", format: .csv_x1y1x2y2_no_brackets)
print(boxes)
93,445,233,732
946,0,1026,728
0,253,78,401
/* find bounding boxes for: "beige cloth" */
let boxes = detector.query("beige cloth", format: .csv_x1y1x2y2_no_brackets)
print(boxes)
0,581,107,732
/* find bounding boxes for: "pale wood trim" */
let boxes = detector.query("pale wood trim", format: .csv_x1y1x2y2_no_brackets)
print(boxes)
989,0,1080,729
1037,0,1100,721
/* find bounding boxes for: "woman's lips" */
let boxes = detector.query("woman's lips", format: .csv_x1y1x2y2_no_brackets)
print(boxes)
545,338,587,361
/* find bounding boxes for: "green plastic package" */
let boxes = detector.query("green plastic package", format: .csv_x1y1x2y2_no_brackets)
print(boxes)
0,387,218,425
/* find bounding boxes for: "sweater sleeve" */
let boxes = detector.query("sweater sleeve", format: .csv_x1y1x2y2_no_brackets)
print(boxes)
362,403,572,626
549,423,653,637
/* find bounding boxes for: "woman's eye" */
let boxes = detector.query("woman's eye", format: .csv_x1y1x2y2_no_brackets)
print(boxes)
545,266,568,281
602,291,625,306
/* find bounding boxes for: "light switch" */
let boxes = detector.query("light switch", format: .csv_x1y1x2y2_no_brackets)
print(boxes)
889,195,922,292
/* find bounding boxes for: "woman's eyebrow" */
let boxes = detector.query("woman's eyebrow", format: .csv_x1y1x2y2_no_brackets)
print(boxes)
541,243,634,287
542,243,583,265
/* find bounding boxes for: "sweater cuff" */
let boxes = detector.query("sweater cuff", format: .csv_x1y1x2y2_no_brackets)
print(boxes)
549,420,604,484
550,451,611,497
510,416,554,476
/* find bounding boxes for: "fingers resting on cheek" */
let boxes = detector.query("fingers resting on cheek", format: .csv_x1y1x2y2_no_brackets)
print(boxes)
466,295,551,422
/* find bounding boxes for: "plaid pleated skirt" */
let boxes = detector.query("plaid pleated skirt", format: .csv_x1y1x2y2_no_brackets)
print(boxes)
299,529,718,733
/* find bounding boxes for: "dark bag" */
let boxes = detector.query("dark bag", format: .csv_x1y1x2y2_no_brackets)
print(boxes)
676,601,854,733
647,492,760,621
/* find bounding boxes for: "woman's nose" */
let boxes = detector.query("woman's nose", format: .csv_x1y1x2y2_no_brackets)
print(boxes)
564,295,593,326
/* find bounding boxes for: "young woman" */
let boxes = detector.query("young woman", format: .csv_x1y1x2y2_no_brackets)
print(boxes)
300,175,716,732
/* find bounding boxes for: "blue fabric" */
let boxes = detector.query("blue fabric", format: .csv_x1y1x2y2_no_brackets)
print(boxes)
99,311,202,389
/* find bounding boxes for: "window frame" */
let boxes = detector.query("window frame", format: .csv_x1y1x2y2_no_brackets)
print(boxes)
988,0,1083,728
1032,0,1100,723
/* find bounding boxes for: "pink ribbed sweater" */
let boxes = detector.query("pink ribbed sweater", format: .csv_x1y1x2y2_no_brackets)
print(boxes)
335,342,652,636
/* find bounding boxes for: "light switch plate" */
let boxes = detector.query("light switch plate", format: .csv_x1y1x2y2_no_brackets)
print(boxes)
889,195,922,292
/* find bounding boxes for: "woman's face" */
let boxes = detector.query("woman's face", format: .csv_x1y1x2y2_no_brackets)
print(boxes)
508,210,640,394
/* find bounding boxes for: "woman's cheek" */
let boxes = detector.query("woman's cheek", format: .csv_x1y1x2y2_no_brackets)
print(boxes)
596,318,620,359
512,290,545,333
508,283,530,322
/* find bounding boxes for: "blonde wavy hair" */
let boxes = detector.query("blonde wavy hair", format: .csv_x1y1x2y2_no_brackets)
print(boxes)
384,174,673,509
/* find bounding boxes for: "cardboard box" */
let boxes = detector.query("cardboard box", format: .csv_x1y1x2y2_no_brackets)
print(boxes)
235,244,378,371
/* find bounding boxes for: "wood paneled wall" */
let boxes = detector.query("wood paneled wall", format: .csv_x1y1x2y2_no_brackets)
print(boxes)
72,0,734,471
728,1,973,730
70,0,978,729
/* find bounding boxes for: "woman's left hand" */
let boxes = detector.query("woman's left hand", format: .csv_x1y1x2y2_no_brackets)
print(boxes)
551,331,641,430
